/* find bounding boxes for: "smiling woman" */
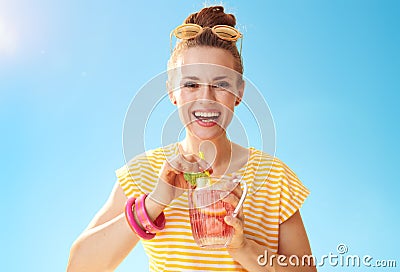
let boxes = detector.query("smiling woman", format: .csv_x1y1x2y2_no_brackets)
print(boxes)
169,47,244,141
67,5,315,272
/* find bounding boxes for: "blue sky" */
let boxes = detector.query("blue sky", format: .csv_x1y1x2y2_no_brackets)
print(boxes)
0,0,399,271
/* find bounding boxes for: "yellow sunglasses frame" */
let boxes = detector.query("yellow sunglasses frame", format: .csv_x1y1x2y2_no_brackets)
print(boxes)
170,23,243,56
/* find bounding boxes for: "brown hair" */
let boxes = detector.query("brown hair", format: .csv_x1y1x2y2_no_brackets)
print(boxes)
168,6,243,75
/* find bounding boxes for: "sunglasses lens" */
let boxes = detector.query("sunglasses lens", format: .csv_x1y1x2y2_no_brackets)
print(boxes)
175,25,202,39
213,26,240,40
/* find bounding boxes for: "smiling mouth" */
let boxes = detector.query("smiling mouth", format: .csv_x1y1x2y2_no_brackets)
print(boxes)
192,111,221,123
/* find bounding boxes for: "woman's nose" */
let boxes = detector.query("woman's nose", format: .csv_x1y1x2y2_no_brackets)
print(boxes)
199,83,216,101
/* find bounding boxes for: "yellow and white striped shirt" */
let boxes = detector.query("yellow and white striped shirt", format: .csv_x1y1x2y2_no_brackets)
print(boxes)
116,143,310,271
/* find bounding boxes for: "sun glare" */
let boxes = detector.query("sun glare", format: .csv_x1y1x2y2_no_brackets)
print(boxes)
0,18,17,56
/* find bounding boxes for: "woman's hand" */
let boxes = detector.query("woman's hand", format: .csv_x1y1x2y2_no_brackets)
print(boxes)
222,182,247,250
149,153,213,207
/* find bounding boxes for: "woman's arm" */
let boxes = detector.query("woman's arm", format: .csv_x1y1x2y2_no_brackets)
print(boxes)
67,182,139,272
227,211,317,272
67,153,211,271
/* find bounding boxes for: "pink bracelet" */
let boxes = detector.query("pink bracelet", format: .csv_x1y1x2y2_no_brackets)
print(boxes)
135,194,166,234
125,197,155,240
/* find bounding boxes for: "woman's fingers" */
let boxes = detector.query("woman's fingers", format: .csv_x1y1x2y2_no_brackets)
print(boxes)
221,192,239,206
221,192,244,220
181,153,213,174
181,154,203,172
223,185,246,250
230,182,243,199
224,215,244,233
160,153,213,191
221,182,243,205
168,154,187,172
190,155,213,174
168,153,212,174
224,215,246,250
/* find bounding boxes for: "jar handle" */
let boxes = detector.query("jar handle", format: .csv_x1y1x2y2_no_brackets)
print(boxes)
232,179,248,218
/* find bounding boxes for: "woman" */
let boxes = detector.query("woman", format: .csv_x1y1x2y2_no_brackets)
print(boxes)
68,6,315,272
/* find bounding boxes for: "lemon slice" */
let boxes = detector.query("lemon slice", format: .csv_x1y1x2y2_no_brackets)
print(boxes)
184,172,209,186
199,206,227,217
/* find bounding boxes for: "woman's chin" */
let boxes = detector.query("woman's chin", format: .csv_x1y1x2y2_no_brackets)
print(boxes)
187,124,225,140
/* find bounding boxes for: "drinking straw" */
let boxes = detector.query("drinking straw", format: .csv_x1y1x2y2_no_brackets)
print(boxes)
198,151,210,177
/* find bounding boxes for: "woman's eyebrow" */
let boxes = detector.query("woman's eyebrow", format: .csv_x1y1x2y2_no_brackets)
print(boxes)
181,75,232,81
213,75,229,81
181,76,200,80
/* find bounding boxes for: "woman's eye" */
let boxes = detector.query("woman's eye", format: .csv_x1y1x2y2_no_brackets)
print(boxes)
212,81,231,89
183,81,200,89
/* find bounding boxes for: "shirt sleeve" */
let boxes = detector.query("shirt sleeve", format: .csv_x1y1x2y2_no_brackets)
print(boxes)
278,160,310,224
115,161,142,199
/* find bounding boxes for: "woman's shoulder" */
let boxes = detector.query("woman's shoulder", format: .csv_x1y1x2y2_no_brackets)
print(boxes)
128,142,178,163
116,143,178,176
247,147,285,169
245,147,302,187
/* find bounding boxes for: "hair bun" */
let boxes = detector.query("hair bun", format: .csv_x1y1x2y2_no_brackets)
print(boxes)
169,5,243,75
212,6,223,12
184,5,236,27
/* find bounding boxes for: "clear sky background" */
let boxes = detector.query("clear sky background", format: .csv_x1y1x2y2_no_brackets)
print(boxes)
1,0,399,271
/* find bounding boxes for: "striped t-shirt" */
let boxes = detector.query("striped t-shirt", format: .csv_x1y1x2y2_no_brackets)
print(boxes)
116,142,310,271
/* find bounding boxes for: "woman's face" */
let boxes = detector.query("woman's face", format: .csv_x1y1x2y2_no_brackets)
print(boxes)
168,47,244,140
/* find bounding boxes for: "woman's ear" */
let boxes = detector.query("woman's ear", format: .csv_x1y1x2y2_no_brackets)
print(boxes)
235,80,245,106
166,80,177,105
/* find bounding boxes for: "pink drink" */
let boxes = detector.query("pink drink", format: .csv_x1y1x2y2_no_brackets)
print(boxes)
189,189,235,248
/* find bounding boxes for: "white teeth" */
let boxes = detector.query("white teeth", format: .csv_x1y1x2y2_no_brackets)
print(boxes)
194,111,220,118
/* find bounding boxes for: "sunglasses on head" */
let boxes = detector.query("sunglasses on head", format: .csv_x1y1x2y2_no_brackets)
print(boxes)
170,23,243,55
